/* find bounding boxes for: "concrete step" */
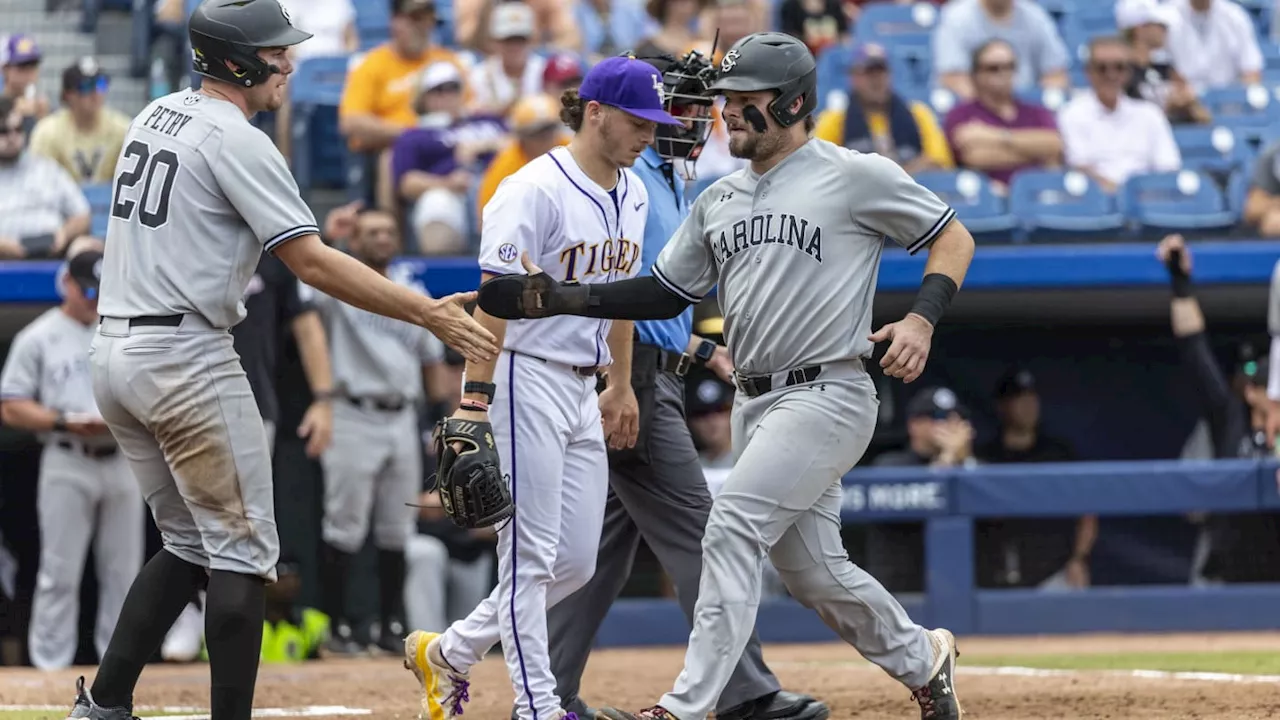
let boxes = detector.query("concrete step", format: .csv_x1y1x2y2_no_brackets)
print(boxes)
94,12,135,57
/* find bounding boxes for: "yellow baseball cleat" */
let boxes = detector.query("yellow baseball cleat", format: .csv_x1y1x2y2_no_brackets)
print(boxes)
404,630,472,720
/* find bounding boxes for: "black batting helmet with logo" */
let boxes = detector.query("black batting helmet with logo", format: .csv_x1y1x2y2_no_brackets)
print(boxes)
189,0,312,88
707,31,817,128
637,49,717,164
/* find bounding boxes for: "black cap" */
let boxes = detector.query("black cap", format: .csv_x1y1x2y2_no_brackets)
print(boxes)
62,56,108,94
67,250,103,300
995,367,1037,399
687,376,734,417
906,386,966,420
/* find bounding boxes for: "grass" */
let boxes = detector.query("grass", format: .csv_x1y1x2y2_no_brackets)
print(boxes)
962,651,1280,675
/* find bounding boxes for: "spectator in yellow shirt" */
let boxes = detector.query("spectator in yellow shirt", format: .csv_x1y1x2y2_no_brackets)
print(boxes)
814,42,953,175
29,58,129,184
476,94,569,226
338,0,467,153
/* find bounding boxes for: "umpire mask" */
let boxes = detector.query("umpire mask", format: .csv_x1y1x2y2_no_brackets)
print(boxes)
639,50,716,178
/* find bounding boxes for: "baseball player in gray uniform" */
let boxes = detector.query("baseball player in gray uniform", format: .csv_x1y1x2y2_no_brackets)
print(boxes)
478,33,977,720
310,208,449,656
66,1,496,718
0,239,143,671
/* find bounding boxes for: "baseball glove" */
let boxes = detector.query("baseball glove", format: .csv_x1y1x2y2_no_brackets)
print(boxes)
432,417,514,529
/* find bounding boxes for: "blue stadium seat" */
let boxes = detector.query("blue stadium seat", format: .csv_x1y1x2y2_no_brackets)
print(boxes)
914,170,1018,241
887,43,933,90
815,42,853,114
83,184,113,239
1226,169,1251,217
290,56,353,191
855,2,940,51
1263,43,1280,73
1233,0,1273,39
1008,170,1125,240
1173,125,1255,177
1118,171,1238,233
1015,86,1072,113
1201,84,1280,145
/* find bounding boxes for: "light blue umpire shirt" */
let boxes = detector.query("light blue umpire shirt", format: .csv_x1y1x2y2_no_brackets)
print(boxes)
632,145,694,356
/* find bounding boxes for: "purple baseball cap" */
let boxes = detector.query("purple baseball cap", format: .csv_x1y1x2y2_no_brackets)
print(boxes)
2,34,42,66
578,56,682,126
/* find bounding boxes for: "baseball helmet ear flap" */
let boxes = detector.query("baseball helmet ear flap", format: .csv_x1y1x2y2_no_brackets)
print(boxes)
767,66,817,128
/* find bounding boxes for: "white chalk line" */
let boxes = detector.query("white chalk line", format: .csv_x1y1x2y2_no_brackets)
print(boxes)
0,706,371,718
775,659,1280,684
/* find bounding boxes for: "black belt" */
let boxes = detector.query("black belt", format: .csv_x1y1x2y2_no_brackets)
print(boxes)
56,439,118,459
100,314,184,327
638,344,693,377
346,396,408,412
510,350,599,378
734,365,823,398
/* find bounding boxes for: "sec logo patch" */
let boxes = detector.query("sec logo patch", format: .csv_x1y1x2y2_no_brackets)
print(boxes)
498,243,518,263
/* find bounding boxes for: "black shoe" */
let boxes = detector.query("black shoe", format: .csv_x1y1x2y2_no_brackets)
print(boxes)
372,618,407,655
718,690,830,720
911,629,963,719
66,677,138,720
321,623,364,657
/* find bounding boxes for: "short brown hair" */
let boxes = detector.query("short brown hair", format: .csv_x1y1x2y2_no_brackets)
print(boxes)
559,88,585,132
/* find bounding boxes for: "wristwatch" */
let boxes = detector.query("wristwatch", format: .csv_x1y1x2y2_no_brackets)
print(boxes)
693,338,717,365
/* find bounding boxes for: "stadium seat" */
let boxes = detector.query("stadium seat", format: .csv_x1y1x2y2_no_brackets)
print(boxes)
1201,84,1280,145
914,170,1018,241
855,2,940,51
83,184,113,239
1226,169,1250,218
1233,0,1273,39
1263,42,1280,73
1173,125,1255,177
1015,86,1072,113
815,42,854,114
887,43,933,90
1118,170,1238,233
290,56,353,192
1008,170,1125,240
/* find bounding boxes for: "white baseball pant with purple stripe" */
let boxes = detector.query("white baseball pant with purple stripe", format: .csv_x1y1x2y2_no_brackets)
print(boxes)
438,350,608,720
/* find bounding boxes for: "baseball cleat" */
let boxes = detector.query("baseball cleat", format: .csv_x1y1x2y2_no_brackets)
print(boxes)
404,630,471,720
718,690,830,720
911,628,963,719
594,707,677,719
65,676,138,720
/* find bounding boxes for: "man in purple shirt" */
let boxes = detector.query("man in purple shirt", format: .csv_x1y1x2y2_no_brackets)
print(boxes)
392,61,508,254
942,39,1063,189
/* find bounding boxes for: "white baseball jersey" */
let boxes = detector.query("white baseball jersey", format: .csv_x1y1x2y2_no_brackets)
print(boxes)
98,89,319,329
1,308,100,419
478,146,647,368
653,139,955,375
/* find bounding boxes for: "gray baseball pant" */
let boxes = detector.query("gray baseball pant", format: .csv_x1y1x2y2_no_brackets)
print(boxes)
547,371,781,715
659,362,934,720
28,442,143,669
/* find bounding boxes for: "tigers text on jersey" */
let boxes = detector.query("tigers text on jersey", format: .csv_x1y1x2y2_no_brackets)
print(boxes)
478,145,647,368
98,89,319,329
652,139,956,376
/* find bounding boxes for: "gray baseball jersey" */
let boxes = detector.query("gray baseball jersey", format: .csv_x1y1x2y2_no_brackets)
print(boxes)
652,139,955,375
98,88,319,329
1,308,101,420
307,284,445,402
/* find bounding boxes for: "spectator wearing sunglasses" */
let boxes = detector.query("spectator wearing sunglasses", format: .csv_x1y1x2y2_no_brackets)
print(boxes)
0,96,91,259
0,34,50,135
392,61,508,254
1059,36,1181,193
933,0,1070,100
813,42,952,175
943,39,1062,191
29,57,130,184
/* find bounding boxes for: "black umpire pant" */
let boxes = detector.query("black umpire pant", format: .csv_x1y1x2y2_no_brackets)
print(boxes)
541,344,782,716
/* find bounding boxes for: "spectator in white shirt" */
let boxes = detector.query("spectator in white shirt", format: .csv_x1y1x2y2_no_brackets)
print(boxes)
1166,0,1263,93
467,2,547,117
1059,36,1181,192
933,0,1070,100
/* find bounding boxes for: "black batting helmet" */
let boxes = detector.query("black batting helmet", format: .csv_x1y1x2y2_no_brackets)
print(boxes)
707,32,817,128
638,50,717,163
189,0,312,88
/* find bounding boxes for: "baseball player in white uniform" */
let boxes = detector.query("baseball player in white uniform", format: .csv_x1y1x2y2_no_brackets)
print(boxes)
0,240,143,671
477,33,978,720
65,1,495,718
402,56,683,720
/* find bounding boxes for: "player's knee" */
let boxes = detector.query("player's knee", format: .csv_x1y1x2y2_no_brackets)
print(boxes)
702,502,764,557
205,570,266,635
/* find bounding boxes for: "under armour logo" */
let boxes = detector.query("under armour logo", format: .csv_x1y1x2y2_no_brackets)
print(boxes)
720,49,741,73
652,73,665,104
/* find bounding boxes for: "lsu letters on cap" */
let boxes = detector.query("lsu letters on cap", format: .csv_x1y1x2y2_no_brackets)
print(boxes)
577,56,684,126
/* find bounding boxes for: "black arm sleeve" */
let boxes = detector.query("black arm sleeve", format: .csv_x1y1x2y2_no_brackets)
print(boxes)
1176,332,1239,456
581,276,692,320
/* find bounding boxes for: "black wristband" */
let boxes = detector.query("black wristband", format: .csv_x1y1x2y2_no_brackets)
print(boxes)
910,273,959,327
1165,252,1192,298
464,381,497,403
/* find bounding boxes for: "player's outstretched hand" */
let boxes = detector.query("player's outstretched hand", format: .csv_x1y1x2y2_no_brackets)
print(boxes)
425,292,498,363
599,381,639,450
1156,234,1192,276
870,313,933,383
